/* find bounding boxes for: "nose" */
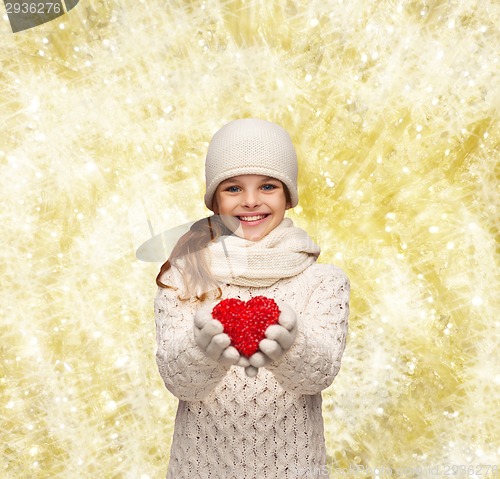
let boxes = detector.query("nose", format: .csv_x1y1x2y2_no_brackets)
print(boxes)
241,189,261,208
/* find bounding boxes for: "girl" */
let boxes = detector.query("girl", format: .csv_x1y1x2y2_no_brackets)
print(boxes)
154,118,349,479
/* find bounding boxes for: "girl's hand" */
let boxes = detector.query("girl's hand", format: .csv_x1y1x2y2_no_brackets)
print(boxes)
194,304,240,367
247,300,298,373
235,356,260,378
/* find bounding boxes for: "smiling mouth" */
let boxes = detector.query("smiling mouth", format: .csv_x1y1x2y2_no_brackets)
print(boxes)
236,214,269,222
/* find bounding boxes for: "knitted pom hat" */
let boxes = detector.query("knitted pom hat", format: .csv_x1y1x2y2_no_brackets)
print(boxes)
204,118,299,211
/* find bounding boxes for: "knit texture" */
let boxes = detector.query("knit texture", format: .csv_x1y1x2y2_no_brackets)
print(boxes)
205,217,321,288
155,263,349,479
204,119,299,210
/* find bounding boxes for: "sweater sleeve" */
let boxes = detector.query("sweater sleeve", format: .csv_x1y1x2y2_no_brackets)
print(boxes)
154,270,229,401
265,267,349,395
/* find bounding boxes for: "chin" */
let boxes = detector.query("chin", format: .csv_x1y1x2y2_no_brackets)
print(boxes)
247,231,266,241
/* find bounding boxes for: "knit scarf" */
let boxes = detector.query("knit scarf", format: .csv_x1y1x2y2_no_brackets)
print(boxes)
205,218,321,287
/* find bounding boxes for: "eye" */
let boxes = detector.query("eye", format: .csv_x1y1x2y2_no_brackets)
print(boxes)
261,183,278,191
225,186,240,193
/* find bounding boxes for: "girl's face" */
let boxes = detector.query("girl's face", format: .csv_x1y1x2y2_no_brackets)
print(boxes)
213,175,291,241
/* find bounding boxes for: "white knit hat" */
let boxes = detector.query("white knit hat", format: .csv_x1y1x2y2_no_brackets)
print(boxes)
204,118,299,211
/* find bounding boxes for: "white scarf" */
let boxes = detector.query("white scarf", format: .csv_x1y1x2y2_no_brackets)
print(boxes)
205,218,320,287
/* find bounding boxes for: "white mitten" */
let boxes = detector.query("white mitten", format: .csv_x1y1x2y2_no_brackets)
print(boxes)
247,300,298,372
194,303,240,367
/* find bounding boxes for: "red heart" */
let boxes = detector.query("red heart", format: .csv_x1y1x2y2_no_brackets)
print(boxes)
212,296,281,357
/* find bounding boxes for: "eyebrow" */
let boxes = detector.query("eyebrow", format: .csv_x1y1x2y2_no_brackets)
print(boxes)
260,176,280,182
219,176,280,185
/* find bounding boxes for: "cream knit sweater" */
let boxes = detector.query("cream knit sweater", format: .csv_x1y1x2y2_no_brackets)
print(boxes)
155,261,349,479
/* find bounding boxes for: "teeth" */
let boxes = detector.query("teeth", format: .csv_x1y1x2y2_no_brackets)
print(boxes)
239,214,267,222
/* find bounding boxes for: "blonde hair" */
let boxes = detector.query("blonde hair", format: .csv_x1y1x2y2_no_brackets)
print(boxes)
156,183,292,302
156,215,231,302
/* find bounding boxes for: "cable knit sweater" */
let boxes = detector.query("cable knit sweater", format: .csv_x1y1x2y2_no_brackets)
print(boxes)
154,261,349,479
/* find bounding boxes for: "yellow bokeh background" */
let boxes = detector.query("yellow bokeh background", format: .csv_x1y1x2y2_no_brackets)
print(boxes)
1,1,498,478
